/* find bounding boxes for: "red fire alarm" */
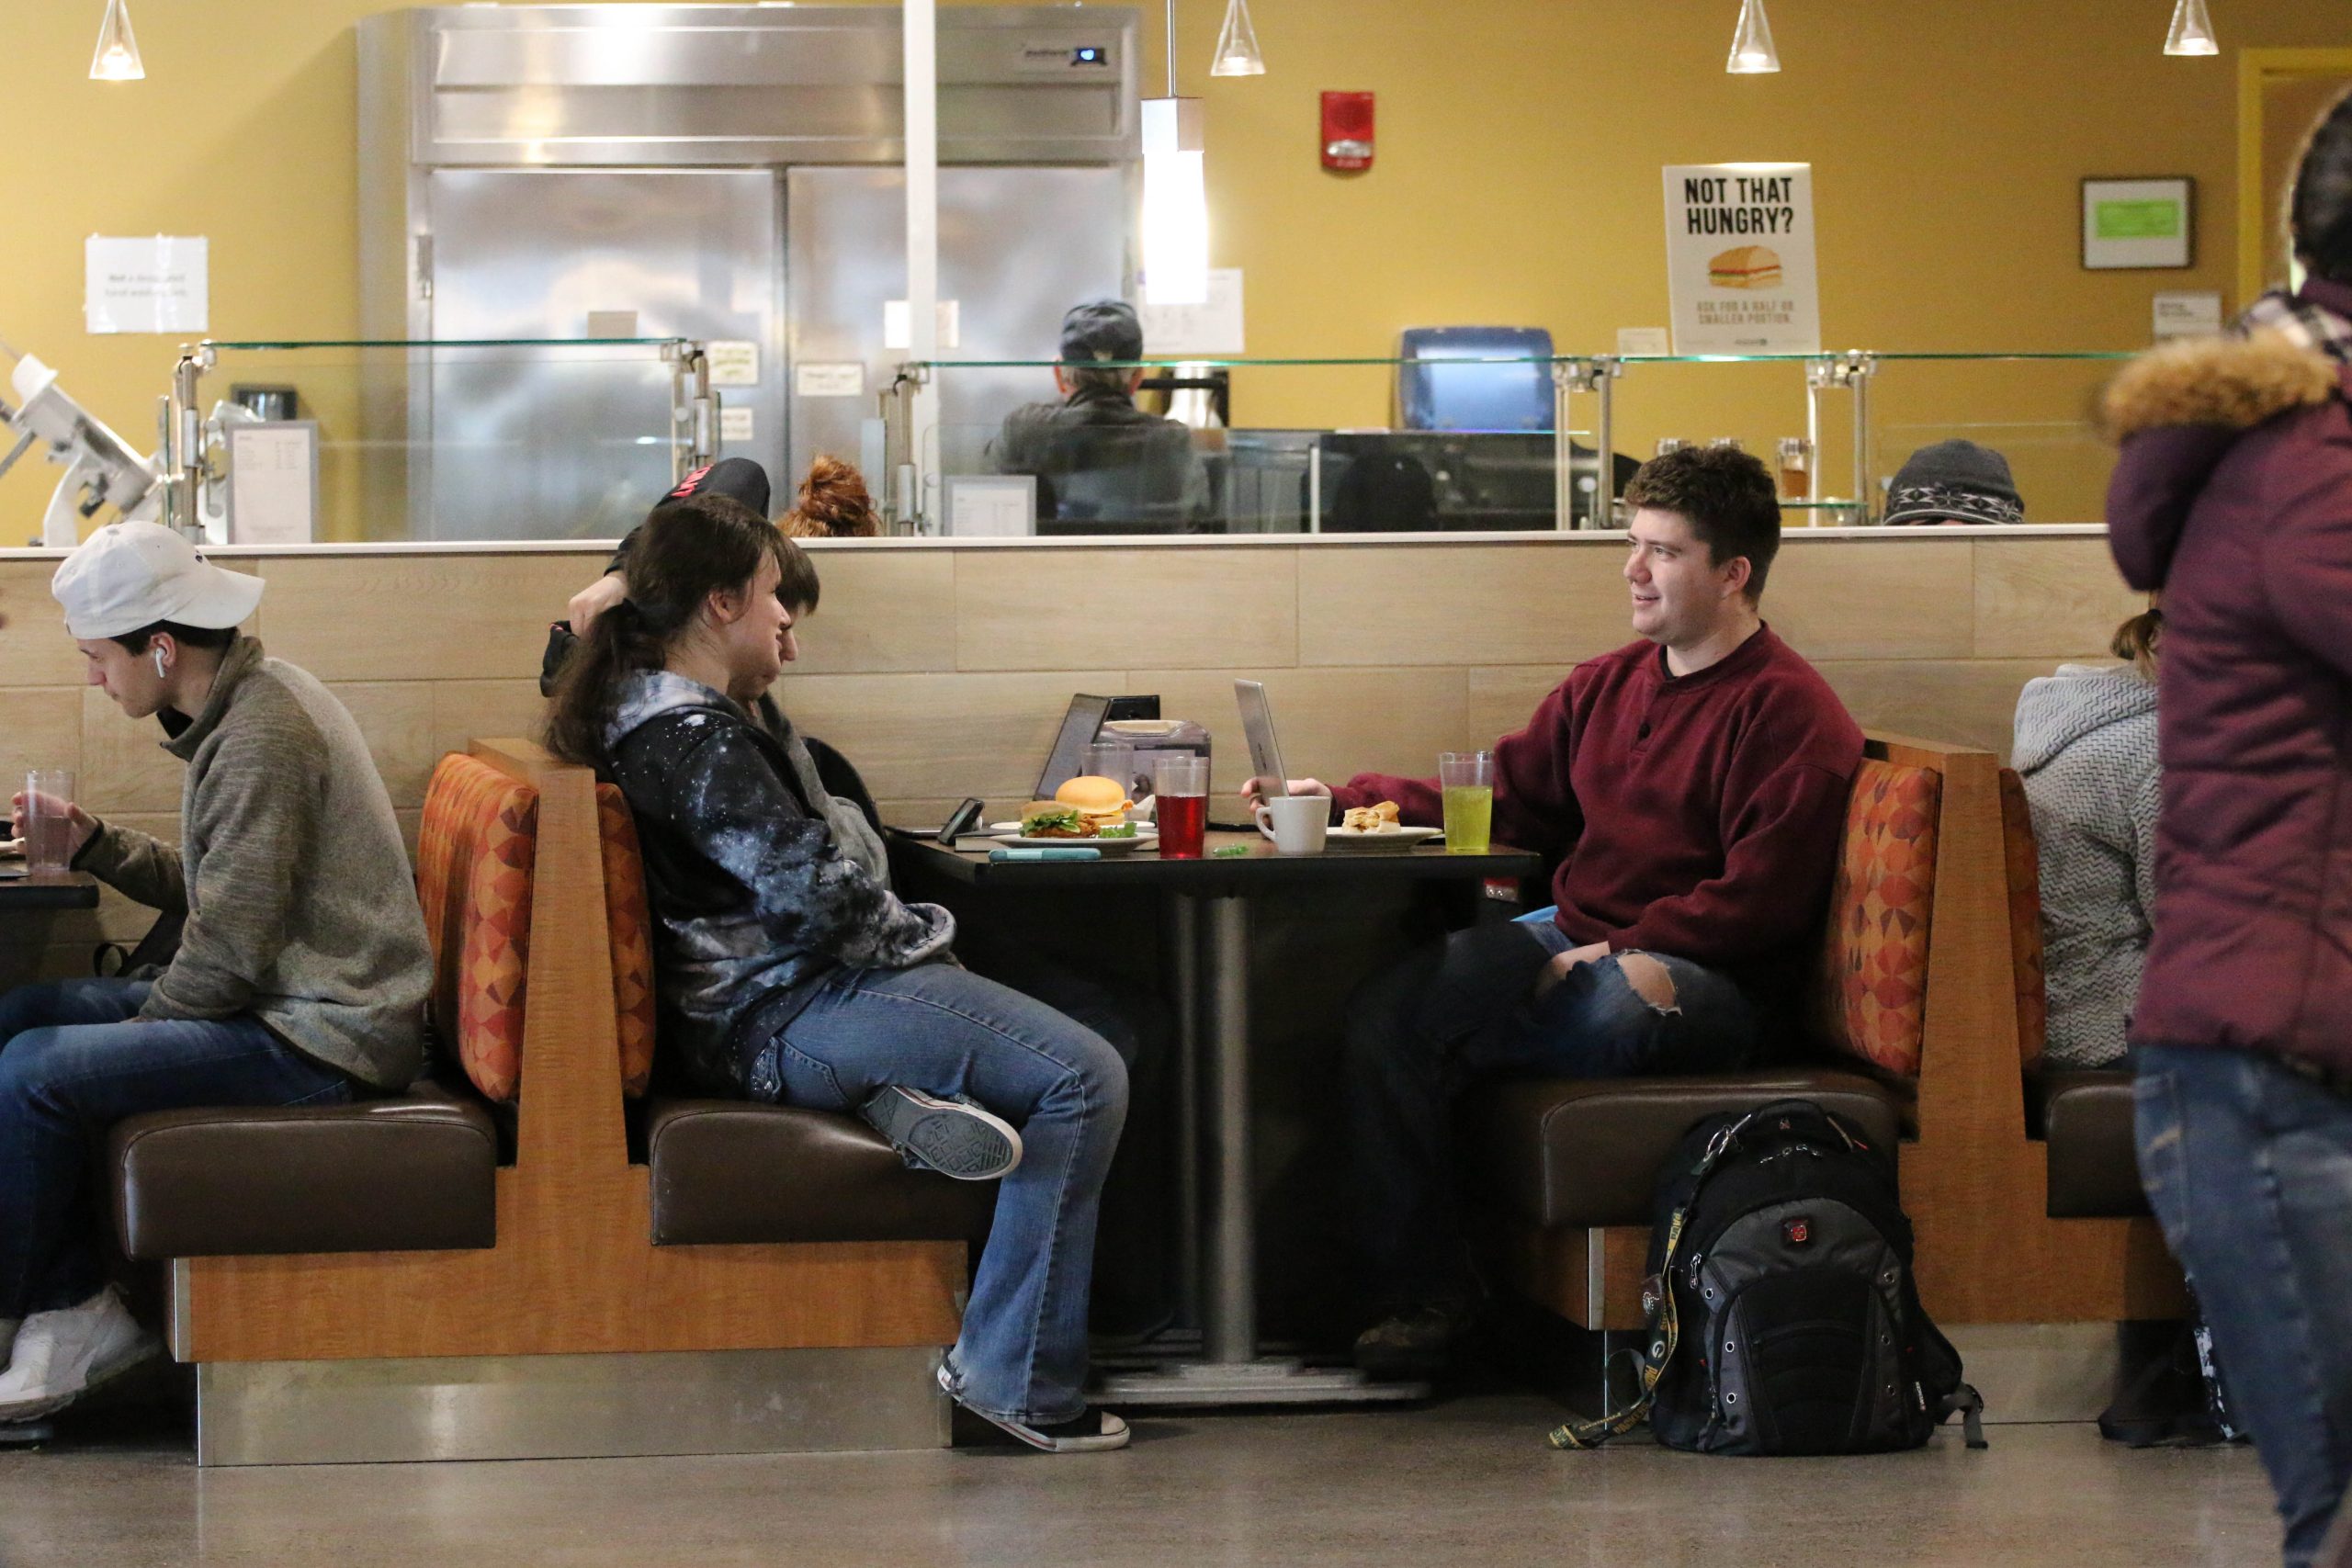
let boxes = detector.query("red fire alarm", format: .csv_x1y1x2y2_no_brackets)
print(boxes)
1322,91,1374,172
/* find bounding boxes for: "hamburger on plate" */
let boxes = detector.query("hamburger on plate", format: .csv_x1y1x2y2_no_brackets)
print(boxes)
1019,775,1136,839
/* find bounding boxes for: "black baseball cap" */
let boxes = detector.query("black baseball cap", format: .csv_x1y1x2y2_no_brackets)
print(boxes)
657,457,772,516
1058,299,1145,365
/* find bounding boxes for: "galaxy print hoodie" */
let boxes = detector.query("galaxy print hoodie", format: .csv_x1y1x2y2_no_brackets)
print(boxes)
602,669,955,1098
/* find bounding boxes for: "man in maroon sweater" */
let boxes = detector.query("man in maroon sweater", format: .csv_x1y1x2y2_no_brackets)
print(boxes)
1252,446,1863,1375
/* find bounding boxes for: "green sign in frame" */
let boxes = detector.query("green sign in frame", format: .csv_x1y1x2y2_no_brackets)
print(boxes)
2096,199,2185,241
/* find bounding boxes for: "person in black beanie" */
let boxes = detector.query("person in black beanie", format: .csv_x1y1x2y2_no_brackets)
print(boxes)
990,299,1205,529
1881,439,2025,526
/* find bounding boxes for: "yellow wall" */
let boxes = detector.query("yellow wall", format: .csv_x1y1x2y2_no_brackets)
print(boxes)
1,0,2344,535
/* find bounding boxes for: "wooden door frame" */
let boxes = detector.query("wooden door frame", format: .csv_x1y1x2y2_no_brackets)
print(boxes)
2239,50,2352,303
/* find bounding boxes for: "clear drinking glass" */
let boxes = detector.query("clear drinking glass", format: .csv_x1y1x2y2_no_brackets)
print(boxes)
1154,754,1209,859
1082,740,1138,799
1439,751,1494,855
21,770,77,873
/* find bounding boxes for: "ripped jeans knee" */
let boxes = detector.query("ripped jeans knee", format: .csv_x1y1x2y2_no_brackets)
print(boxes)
1613,950,1681,1016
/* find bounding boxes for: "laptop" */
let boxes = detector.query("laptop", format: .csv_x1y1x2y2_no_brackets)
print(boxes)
1033,694,1116,800
1233,679,1290,798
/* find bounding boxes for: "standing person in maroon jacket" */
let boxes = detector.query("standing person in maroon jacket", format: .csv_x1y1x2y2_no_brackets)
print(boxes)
2104,90,2352,1568
1247,446,1863,1376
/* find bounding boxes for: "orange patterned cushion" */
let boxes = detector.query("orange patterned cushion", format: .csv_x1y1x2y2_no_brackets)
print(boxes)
596,783,657,1098
1811,760,1941,1077
1997,767,2050,1068
417,754,539,1103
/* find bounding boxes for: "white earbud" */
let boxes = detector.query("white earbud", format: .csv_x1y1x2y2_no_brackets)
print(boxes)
153,649,167,679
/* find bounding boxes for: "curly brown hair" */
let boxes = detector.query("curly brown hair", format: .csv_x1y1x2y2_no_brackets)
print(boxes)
781,456,881,539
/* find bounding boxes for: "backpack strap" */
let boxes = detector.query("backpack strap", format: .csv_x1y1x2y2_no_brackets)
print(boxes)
1547,1205,1690,1450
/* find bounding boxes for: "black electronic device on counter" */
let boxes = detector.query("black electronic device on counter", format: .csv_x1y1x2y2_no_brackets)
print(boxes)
937,797,986,849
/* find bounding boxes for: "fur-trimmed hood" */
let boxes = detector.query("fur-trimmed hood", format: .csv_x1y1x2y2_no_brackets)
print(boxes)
2103,331,2350,592
2100,332,2337,442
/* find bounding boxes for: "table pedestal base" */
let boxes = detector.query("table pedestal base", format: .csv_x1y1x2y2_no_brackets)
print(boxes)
1097,1357,1428,1406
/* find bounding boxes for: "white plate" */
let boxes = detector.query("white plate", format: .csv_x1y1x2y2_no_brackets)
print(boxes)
990,833,1159,854
0,840,22,860
1324,826,1445,850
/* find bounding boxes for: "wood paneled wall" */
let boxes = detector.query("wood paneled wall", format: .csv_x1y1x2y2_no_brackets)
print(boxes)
0,530,2141,985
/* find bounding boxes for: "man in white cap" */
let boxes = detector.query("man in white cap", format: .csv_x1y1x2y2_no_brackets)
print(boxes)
0,523,430,1424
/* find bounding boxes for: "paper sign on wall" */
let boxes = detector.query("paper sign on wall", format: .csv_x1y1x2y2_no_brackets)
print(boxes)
719,406,755,443
1142,269,1246,356
708,341,760,387
85,235,209,334
1660,166,1819,355
796,362,866,398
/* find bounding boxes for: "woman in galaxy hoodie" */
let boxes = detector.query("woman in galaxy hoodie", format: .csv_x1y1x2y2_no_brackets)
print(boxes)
546,492,1131,1454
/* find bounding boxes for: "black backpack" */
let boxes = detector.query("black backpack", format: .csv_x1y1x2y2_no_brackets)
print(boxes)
1550,1099,1984,1456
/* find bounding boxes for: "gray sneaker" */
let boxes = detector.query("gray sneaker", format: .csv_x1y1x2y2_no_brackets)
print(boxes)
859,1087,1023,1180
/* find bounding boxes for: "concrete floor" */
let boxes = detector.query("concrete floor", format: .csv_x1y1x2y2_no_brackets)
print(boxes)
0,1396,2282,1567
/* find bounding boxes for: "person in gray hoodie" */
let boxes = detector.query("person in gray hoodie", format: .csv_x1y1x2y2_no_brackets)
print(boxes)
0,523,429,1425
2011,604,2162,1069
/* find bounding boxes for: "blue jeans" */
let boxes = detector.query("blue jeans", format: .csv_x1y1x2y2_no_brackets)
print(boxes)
0,978,354,1321
2136,1044,2352,1568
762,963,1127,1427
1346,914,1758,1307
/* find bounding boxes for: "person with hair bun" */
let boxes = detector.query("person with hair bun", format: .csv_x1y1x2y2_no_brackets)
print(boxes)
546,494,1133,1453
2104,83,2352,1568
780,455,881,539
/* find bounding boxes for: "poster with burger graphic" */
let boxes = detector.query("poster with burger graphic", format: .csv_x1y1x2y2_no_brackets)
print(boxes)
1661,163,1820,355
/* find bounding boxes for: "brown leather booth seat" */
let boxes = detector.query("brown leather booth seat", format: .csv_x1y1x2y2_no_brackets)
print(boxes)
1462,1069,1909,1230
647,1100,996,1247
110,1084,498,1260
2028,1070,2147,1220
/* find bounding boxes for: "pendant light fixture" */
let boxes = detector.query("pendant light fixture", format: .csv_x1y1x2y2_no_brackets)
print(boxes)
89,0,144,81
1142,0,1212,305
1209,0,1265,78
2164,0,2219,56
1725,0,1780,74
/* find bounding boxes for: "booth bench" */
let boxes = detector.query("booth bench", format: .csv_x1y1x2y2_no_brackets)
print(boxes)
107,740,989,1465
1466,732,2184,1333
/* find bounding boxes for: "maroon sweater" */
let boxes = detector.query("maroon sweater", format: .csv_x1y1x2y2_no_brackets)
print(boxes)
1333,626,1861,1021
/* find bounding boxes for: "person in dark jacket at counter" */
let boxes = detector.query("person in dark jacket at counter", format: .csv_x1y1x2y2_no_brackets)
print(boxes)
2102,87,2352,1568
989,299,1205,529
1244,446,1863,1377
545,494,1132,1453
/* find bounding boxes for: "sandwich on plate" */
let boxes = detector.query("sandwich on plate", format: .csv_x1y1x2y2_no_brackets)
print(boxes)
1019,775,1137,839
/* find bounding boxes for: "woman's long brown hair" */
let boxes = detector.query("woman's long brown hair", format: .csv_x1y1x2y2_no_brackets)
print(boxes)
544,493,820,765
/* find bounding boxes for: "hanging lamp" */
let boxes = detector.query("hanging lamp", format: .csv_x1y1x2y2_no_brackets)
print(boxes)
1209,0,1265,78
1142,0,1212,304
1725,0,1780,74
2164,0,2219,56
89,0,144,81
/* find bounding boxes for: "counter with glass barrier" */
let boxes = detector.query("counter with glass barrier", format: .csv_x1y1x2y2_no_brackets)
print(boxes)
105,340,2128,545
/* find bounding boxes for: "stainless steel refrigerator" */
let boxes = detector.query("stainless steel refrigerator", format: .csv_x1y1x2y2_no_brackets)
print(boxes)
358,5,1138,541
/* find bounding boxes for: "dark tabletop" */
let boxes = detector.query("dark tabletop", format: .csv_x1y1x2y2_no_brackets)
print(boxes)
891,828,1541,891
0,869,100,914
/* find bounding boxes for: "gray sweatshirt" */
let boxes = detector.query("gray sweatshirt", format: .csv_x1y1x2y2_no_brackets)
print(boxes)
76,637,430,1090
2011,662,2159,1070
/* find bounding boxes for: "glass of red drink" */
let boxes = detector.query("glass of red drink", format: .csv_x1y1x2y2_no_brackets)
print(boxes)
1154,754,1209,859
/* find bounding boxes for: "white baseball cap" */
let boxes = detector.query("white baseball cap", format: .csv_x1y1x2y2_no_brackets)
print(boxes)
50,522,266,641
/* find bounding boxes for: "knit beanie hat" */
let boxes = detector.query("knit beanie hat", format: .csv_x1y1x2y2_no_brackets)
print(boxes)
1883,440,2024,526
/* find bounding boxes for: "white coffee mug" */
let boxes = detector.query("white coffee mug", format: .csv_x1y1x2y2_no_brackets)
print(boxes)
1254,794,1329,854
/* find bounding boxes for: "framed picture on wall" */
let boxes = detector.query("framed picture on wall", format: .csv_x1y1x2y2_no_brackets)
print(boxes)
2083,177,2196,269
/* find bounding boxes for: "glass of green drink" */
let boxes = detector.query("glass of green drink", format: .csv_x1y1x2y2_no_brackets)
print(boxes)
1440,751,1494,854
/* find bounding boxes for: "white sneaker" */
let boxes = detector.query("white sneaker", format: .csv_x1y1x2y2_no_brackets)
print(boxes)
0,1287,159,1421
